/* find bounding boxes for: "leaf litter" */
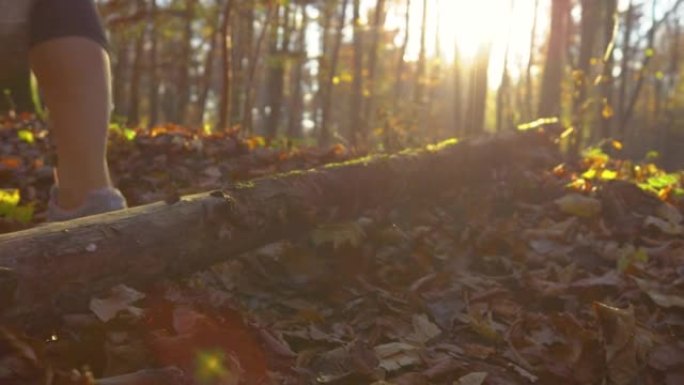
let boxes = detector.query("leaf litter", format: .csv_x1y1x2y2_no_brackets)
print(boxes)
1,120,684,384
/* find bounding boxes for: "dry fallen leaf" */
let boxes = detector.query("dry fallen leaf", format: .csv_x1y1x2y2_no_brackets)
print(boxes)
593,302,638,385
408,314,441,344
555,193,602,218
633,277,684,309
89,284,146,322
374,342,422,372
644,215,683,235
310,222,366,249
453,372,487,385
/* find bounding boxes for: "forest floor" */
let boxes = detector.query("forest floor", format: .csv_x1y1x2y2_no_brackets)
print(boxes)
2,115,684,385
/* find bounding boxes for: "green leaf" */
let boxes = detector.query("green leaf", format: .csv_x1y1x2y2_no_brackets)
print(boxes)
647,174,678,189
123,128,137,141
0,189,33,223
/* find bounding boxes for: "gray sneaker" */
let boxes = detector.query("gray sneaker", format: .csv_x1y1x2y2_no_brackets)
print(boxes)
47,186,128,222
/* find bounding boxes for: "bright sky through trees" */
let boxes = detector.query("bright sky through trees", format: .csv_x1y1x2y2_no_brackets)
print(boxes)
391,0,679,85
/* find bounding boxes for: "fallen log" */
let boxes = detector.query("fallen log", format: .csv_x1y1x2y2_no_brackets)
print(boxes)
0,131,558,321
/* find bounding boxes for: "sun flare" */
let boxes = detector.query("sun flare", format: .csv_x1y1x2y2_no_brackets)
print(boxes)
393,0,547,80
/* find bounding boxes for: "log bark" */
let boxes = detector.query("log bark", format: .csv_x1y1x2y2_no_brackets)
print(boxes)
0,132,557,321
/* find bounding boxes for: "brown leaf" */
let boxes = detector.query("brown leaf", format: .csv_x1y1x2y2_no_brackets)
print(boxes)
374,342,422,373
408,314,441,344
633,277,684,309
89,285,146,323
555,194,602,218
593,303,638,385
454,372,488,385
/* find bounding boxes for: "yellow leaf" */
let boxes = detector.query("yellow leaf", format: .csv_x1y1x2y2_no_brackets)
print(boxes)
602,103,615,119
0,189,20,207
17,130,34,144
332,76,341,85
600,169,618,180
645,48,655,57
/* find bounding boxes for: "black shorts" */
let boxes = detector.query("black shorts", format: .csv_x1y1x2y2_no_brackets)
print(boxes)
0,0,107,72
0,0,107,111
30,0,108,50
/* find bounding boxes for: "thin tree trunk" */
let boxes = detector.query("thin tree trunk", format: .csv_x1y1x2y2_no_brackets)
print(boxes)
525,0,540,121
617,2,634,127
599,0,618,139
264,5,290,139
414,0,428,103
320,0,350,146
538,0,570,118
176,0,196,124
112,38,130,118
392,0,411,110
350,0,365,146
287,4,308,138
465,43,492,134
453,43,464,134
196,28,218,126
315,2,334,132
242,4,276,135
217,0,234,130
620,0,684,135
363,0,387,140
128,21,145,126
570,0,600,153
496,0,515,131
148,0,160,128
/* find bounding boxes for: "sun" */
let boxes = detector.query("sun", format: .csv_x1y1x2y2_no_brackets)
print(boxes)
395,0,546,80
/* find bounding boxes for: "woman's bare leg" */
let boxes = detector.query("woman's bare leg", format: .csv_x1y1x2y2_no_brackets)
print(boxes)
29,36,113,210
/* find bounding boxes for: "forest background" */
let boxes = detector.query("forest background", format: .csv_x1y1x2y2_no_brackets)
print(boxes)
3,0,684,166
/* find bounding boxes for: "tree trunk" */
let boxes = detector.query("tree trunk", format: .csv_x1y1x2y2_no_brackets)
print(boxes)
414,0,428,104
320,0,349,146
617,2,635,129
363,0,387,140
0,131,558,321
496,0,515,132
263,5,290,139
453,43,464,134
242,4,275,135
525,0,540,121
350,0,365,146
127,16,145,126
196,27,218,126
112,37,130,118
392,0,411,111
569,0,601,153
217,0,234,131
287,4,308,138
599,0,618,139
538,0,570,118
619,0,684,137
465,43,492,134
176,0,196,125
148,0,160,128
